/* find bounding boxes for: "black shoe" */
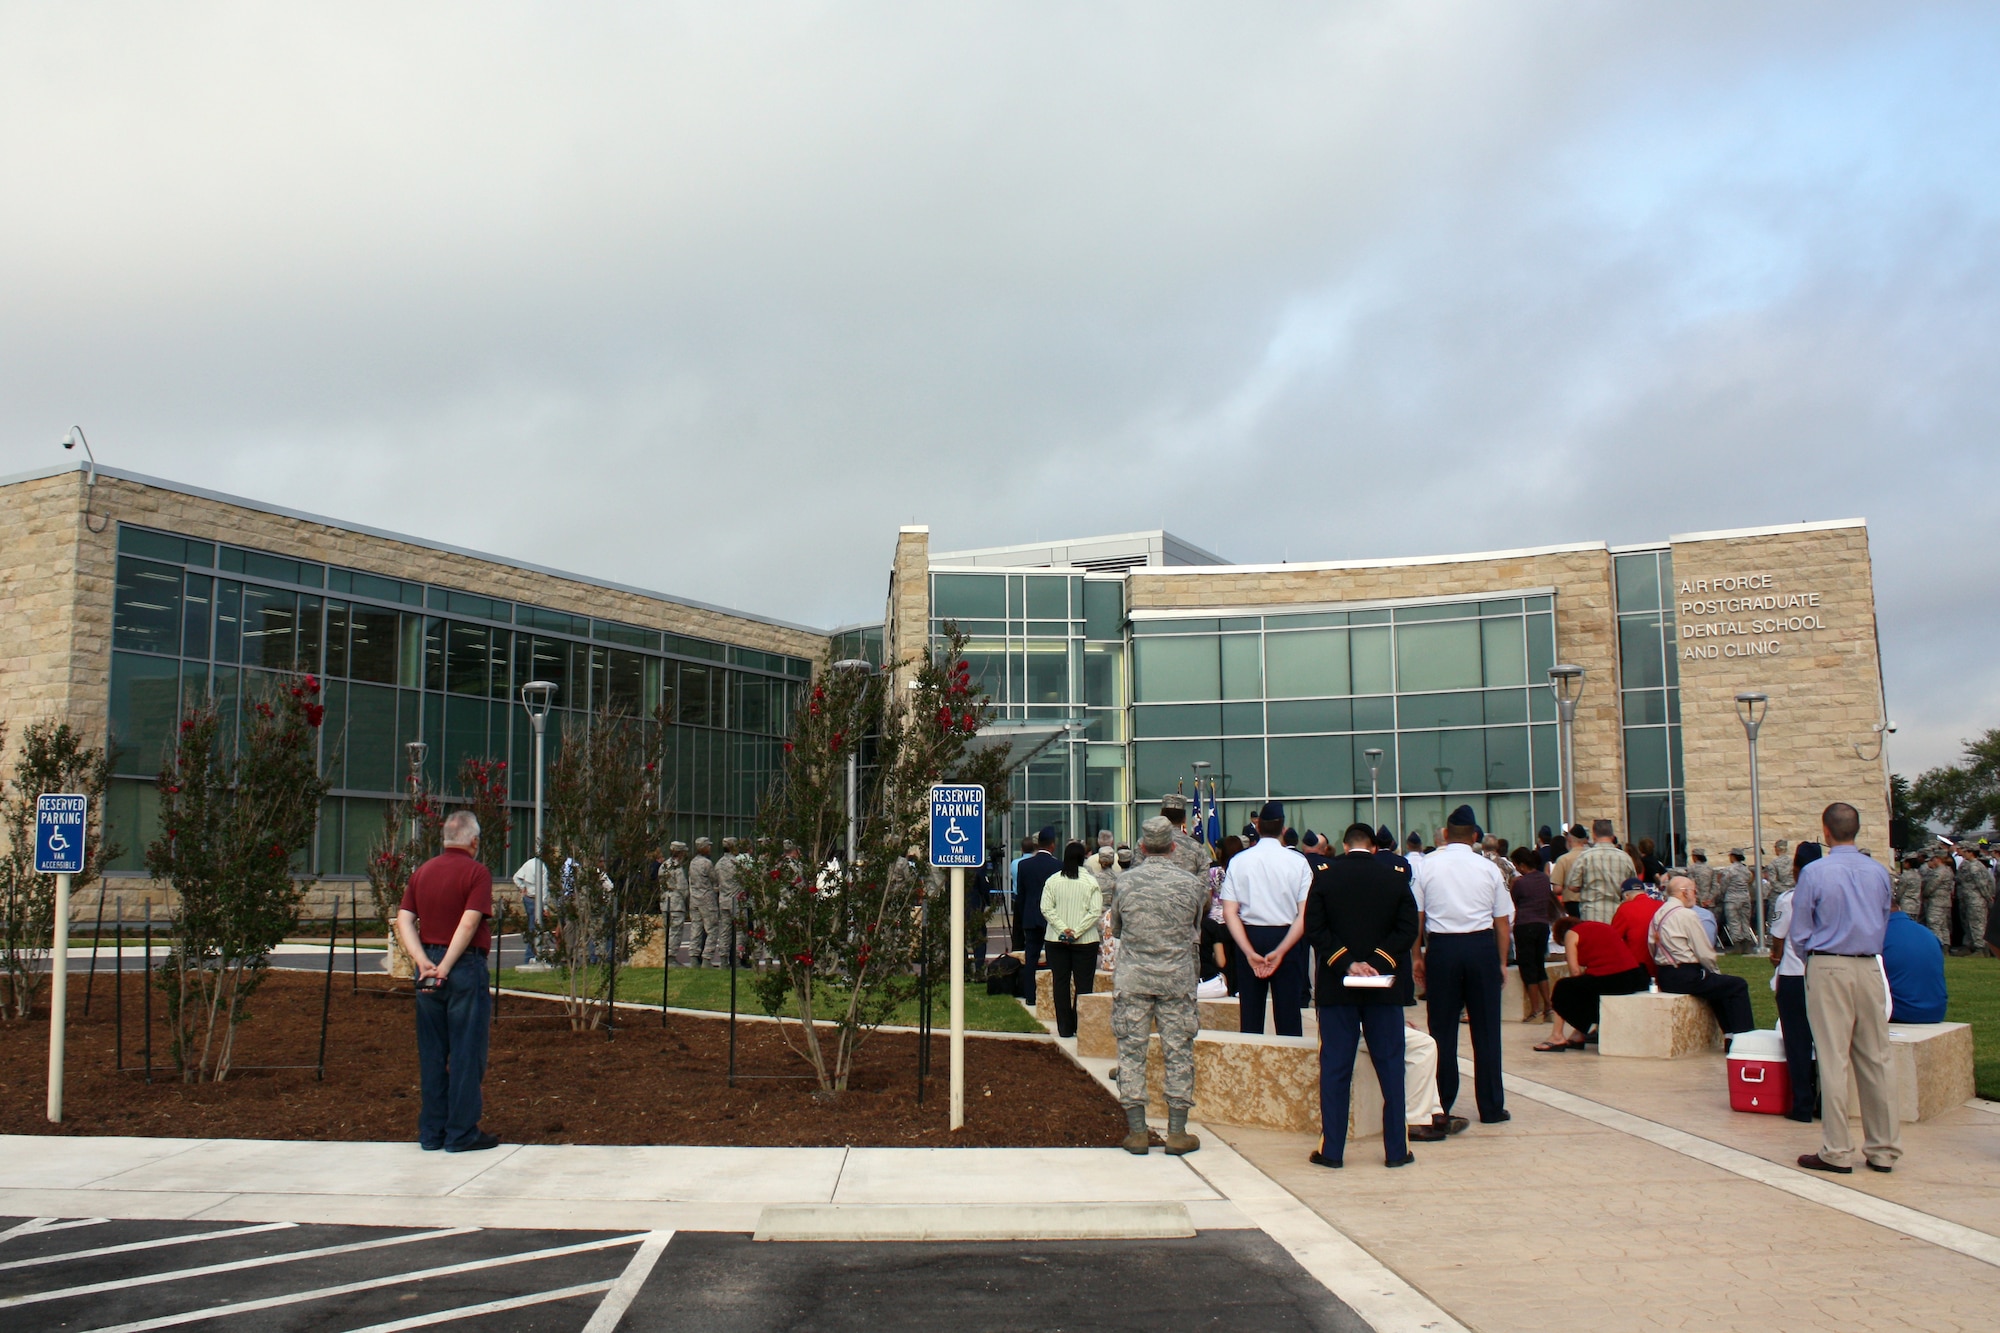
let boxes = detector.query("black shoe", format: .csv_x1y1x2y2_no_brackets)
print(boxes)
1406,1124,1448,1142
1798,1153,1852,1175
1480,1110,1512,1125
1783,1109,1815,1123
1385,1151,1416,1168
1438,1114,1470,1135
1866,1161,1894,1174
1308,1150,1344,1169
419,1142,444,1152
447,1131,501,1153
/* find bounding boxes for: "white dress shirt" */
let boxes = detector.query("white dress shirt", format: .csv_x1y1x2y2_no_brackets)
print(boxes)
1411,842,1512,934
1219,837,1312,926
512,857,548,905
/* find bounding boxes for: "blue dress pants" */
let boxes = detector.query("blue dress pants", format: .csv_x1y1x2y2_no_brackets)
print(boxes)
1775,973,1817,1117
1425,931,1506,1122
416,945,492,1151
1017,925,1046,1002
1317,1003,1407,1165
1237,924,1307,1036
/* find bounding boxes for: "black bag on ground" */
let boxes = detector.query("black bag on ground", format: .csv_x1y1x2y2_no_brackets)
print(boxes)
985,954,1022,995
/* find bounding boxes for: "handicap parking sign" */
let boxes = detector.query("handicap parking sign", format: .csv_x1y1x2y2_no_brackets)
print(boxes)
928,785,985,869
35,794,88,875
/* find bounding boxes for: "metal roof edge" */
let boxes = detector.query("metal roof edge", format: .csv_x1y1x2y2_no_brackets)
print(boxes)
3,462,835,640
1667,518,1866,544
1132,539,1609,575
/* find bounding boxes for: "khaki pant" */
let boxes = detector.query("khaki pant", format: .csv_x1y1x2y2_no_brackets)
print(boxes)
1805,954,1901,1169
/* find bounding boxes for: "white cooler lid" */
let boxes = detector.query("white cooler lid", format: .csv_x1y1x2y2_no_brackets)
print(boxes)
1728,1029,1785,1061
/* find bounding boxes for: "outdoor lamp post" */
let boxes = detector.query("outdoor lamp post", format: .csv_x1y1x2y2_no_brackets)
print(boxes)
1364,748,1383,830
519,682,556,853
830,660,875,870
404,740,428,844
1736,692,1769,950
1549,665,1585,831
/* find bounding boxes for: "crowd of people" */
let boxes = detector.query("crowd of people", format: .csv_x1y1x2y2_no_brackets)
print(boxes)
1017,790,1981,1173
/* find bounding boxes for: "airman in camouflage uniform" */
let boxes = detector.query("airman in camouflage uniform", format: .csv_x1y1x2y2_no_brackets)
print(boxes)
1771,840,1795,894
1921,850,1956,949
1131,793,1212,880
662,842,690,962
687,838,719,966
1954,852,1994,954
707,837,741,967
1717,851,1755,951
1894,855,1924,917
1110,816,1208,1157
1687,851,1718,910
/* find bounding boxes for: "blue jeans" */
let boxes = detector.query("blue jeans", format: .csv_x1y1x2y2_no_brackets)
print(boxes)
521,898,540,963
416,945,491,1150
1317,1003,1407,1165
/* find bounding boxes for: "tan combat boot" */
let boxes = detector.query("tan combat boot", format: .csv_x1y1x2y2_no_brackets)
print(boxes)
1164,1107,1200,1156
1122,1105,1151,1155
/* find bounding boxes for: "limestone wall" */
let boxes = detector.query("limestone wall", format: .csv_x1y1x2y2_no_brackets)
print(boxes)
883,525,931,696
1126,545,1628,825
1671,522,1892,865
0,472,90,780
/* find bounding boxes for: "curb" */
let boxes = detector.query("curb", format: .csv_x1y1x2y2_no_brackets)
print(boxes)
753,1202,1195,1242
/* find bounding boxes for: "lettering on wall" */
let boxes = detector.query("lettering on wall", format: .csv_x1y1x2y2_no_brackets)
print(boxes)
1676,573,1826,661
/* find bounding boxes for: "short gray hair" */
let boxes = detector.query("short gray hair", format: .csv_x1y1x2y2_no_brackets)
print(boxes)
443,810,480,846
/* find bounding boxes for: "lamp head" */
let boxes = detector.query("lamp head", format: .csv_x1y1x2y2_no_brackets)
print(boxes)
520,679,557,718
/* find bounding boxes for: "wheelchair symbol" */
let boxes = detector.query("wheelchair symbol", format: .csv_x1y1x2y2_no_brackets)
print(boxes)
46,828,70,853
943,819,968,848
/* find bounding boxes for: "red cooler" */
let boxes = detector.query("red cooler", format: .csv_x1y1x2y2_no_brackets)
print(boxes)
1727,1029,1790,1114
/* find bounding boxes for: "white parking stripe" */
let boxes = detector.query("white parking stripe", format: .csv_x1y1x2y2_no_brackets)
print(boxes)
338,1280,616,1332
77,1232,648,1333
579,1230,673,1333
0,1218,110,1244
0,1222,298,1273
0,1227,477,1309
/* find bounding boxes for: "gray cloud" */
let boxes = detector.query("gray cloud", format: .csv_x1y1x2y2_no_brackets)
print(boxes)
2,3,1994,772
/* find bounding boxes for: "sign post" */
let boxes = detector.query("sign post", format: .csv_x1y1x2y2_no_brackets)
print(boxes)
36,794,89,1124
928,784,984,1132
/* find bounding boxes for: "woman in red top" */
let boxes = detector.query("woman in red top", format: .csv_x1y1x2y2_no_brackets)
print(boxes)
1537,916,1650,1051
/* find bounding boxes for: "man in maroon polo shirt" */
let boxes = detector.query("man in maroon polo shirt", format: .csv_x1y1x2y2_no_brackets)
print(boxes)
396,810,498,1152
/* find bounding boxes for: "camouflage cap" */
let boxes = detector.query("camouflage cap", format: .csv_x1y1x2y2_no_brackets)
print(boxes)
1140,815,1176,851
1691,848,1706,858
1160,792,1189,815
694,836,713,850
1730,847,1746,857
669,840,688,853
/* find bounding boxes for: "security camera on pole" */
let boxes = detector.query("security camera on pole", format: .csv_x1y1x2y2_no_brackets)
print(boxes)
36,794,89,1123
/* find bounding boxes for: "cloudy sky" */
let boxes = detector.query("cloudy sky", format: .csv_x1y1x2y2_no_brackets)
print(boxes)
3,4,1995,775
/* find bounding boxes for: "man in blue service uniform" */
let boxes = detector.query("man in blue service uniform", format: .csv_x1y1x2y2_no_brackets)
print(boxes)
1014,827,1061,1002
396,810,500,1153
1307,823,1422,1168
1413,804,1514,1126
1221,801,1314,1035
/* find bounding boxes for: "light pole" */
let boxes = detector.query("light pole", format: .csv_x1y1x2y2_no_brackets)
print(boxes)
1364,747,1383,831
404,740,428,844
831,660,875,870
1736,692,1769,950
520,681,556,969
1549,665,1585,832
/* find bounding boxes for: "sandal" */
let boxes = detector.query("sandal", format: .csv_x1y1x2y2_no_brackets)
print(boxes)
1533,1040,1570,1052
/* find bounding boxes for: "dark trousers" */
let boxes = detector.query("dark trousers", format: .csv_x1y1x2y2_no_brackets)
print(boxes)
1425,931,1505,1122
1550,966,1649,1034
1044,940,1101,1037
1016,925,1046,1001
1237,924,1307,1036
415,944,491,1150
1317,1003,1407,1165
1655,962,1756,1035
1775,973,1817,1116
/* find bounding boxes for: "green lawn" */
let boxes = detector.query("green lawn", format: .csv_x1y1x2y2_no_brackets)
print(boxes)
1716,953,2000,1100
496,965,1045,1035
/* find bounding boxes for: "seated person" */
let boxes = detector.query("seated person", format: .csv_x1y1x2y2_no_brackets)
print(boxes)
1611,880,1664,978
1647,875,1755,1035
1540,916,1649,1051
1881,908,1947,1024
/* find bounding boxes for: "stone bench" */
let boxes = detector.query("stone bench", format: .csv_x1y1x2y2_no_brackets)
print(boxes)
1074,991,1238,1059
1839,1022,1976,1123
1502,960,1569,1021
1598,990,1724,1058
1033,968,1115,1021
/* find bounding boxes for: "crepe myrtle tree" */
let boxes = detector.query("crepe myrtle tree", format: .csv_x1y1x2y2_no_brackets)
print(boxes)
147,675,330,1082
742,629,1012,1095
538,704,668,1031
0,719,116,1019
366,769,444,981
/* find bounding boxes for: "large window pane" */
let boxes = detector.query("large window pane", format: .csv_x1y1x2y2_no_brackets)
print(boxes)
1222,738,1266,801
1082,642,1123,708
214,580,241,663
1396,620,1481,692
1485,726,1530,790
446,621,490,696
1268,736,1353,797
600,647,645,713
1134,704,1221,737
679,664,717,727
238,586,296,669
1025,575,1068,619
1618,615,1667,689
344,683,400,792
960,641,1006,704
527,634,570,706
342,798,388,879
1400,692,1482,729
444,694,488,793
1134,740,1222,805
324,601,349,677
1221,635,1261,700
1083,581,1123,640
297,596,323,675
113,558,182,655
109,652,181,776
320,679,348,786
1268,698,1352,734
1133,635,1219,702
1483,689,1528,724
1350,627,1392,694
1527,613,1555,682
1486,793,1532,849
348,608,400,684
1024,641,1069,705
182,573,212,659
1481,618,1527,687
1399,729,1486,793
1531,724,1557,789
101,777,163,874
1265,629,1349,699
1615,553,1661,612
1626,726,1671,790
934,573,1006,621
1352,735,1396,794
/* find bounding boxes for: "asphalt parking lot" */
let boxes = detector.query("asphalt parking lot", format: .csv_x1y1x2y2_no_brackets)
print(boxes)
1,1215,1368,1332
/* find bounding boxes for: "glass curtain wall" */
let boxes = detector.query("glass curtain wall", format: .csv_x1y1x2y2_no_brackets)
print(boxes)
931,571,1127,854
1129,597,1562,849
102,525,809,879
1613,549,1687,860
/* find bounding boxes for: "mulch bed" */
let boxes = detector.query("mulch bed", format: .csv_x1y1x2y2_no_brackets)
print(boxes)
0,973,1126,1148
